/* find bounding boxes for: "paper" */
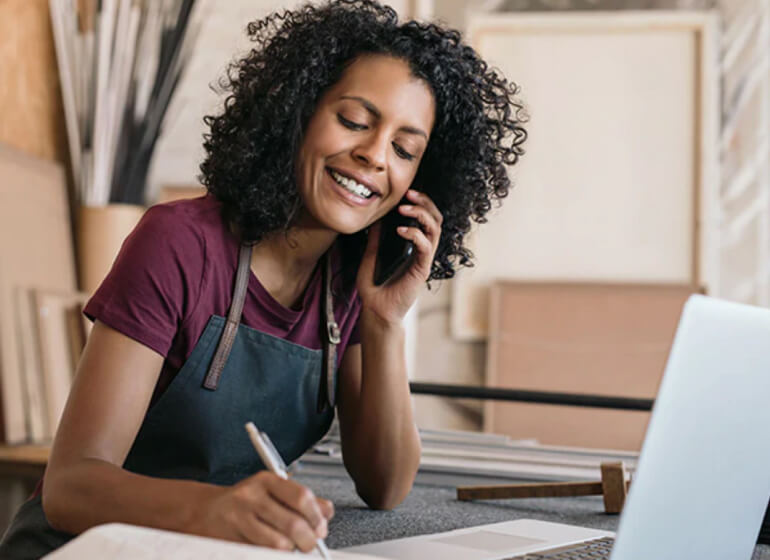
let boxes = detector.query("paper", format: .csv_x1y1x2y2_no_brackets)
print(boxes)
44,523,384,560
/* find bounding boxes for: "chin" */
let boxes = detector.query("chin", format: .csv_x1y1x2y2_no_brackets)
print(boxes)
315,207,372,235
327,220,368,235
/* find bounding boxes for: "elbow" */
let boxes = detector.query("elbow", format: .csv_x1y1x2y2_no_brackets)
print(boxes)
356,448,421,511
41,476,71,533
358,483,412,510
42,463,90,534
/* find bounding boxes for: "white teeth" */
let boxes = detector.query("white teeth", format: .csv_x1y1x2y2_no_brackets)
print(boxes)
330,169,373,198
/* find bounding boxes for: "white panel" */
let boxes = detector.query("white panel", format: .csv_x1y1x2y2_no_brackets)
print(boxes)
451,13,713,340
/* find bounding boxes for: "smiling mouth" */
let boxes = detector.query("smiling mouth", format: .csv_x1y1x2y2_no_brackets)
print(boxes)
327,168,377,199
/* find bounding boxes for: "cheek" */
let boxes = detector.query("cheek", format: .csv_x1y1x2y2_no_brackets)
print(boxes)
392,166,419,196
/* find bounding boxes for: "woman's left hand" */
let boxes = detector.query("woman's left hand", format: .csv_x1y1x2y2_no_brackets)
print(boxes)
356,189,443,324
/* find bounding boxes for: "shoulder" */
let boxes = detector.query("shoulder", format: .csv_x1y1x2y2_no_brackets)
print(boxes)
126,194,229,261
84,195,227,356
139,194,220,239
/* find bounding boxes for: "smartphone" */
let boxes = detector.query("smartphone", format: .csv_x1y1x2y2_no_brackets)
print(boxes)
373,200,418,286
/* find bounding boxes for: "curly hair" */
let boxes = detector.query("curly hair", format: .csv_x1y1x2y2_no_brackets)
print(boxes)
199,0,527,283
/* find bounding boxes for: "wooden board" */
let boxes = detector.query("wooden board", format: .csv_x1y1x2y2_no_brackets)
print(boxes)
485,281,695,451
34,290,89,440
0,0,68,163
15,287,48,443
452,12,720,340
0,143,77,443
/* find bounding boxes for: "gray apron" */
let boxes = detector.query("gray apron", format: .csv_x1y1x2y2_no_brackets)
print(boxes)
0,244,340,559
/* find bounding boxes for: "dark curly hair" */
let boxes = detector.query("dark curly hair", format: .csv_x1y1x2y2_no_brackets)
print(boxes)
199,0,527,283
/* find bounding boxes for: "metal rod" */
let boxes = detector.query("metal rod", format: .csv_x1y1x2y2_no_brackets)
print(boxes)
409,382,654,411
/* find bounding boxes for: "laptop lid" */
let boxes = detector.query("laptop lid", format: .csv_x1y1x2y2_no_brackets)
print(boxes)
610,295,770,560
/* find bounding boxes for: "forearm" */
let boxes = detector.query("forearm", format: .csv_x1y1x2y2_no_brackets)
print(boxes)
341,308,421,509
43,458,220,535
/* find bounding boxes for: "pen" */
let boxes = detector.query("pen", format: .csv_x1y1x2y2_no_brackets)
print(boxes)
245,422,333,560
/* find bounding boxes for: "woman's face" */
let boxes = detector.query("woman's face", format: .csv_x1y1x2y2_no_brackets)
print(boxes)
295,54,435,235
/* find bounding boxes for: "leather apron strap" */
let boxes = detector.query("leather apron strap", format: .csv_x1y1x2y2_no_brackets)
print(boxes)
318,254,340,412
203,244,339,413
202,243,252,390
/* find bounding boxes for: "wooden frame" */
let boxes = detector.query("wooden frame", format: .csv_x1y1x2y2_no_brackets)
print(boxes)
451,11,720,341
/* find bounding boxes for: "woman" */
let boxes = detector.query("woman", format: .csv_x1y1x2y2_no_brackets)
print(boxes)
0,0,526,557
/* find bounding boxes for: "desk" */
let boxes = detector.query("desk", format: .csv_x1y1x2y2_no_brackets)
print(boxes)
295,473,770,559
1,448,768,559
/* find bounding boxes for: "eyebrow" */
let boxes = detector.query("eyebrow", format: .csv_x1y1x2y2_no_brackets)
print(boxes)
340,95,428,140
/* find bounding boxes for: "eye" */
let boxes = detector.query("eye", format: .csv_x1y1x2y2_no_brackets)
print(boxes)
393,143,415,161
337,114,366,130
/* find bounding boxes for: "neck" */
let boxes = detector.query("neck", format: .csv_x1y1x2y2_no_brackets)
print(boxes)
248,221,338,310
253,225,337,277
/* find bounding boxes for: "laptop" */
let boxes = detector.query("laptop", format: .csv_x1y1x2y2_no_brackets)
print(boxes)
344,295,770,560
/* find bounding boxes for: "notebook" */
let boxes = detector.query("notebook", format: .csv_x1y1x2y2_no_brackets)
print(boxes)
44,522,381,559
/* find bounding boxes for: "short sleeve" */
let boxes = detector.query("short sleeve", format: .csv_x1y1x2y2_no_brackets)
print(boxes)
83,204,206,357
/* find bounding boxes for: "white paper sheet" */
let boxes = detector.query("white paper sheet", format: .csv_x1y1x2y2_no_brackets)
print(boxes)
44,523,383,560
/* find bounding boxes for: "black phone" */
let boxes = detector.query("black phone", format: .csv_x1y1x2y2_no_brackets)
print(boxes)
373,199,418,286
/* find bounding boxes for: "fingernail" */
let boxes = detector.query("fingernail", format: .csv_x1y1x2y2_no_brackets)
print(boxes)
401,205,413,211
317,519,328,538
397,226,408,233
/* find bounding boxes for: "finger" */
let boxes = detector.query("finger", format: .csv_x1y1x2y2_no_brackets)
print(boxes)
316,497,335,520
253,493,324,552
233,513,294,551
397,225,434,271
399,204,441,242
264,477,326,535
406,189,443,226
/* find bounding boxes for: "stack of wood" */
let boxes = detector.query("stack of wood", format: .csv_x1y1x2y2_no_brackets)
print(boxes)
0,144,89,445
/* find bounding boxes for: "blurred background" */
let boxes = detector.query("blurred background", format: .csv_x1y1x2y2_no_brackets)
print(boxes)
0,0,767,511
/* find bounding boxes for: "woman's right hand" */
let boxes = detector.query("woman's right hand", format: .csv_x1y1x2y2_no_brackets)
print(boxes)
188,471,334,552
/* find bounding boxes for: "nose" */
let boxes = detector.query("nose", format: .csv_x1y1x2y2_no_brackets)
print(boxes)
351,133,387,172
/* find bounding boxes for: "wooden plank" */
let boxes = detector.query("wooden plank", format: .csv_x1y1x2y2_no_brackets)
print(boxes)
0,0,68,163
484,281,695,451
458,481,603,501
34,290,89,440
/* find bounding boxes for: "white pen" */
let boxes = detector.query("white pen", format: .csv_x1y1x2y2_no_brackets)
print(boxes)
245,422,333,560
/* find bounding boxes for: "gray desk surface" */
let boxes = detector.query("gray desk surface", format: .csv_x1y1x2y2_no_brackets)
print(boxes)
295,473,770,559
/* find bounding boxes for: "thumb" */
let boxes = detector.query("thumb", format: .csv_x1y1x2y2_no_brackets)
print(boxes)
316,497,335,520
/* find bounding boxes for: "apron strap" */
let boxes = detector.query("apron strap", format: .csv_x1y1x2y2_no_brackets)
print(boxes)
203,244,339,408
318,253,340,412
203,244,252,390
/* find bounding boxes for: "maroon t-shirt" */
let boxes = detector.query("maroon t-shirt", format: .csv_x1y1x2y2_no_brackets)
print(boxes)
84,194,362,404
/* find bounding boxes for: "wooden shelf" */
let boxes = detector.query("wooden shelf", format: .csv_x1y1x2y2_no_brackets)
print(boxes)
0,444,49,478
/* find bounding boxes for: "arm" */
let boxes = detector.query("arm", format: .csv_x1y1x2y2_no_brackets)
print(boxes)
337,189,443,510
336,321,421,510
43,321,331,552
43,320,216,534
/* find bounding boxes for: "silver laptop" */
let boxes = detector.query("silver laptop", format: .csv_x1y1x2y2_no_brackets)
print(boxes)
344,295,770,560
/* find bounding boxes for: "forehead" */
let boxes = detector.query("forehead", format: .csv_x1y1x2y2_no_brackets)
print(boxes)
327,55,435,134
